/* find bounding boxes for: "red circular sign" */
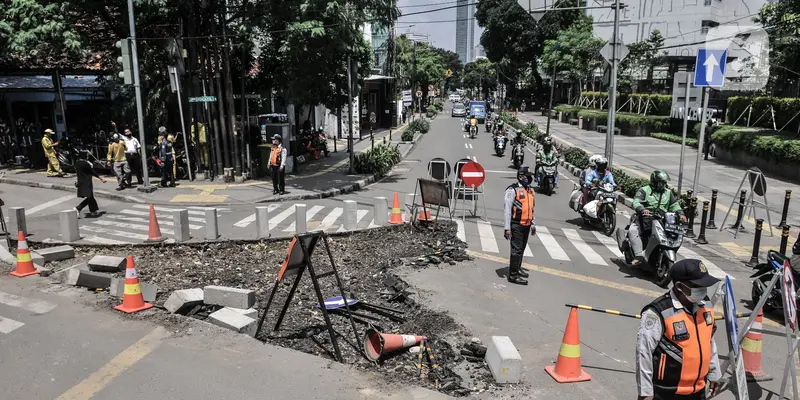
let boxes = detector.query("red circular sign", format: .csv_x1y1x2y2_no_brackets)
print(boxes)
460,161,486,188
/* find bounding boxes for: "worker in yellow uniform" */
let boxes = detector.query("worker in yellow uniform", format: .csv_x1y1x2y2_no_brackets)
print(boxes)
167,132,178,180
190,120,208,168
41,128,65,177
636,259,722,400
106,133,129,191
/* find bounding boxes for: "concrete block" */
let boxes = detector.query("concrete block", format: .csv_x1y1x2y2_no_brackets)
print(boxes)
295,204,307,234
485,336,522,384
66,269,112,289
208,307,257,336
256,206,270,239
405,193,415,222
109,279,158,303
374,197,388,226
51,262,89,283
343,200,357,231
205,208,218,240
88,255,126,273
164,288,204,314
8,207,26,236
60,209,80,242
203,285,256,309
227,307,258,320
30,251,45,266
173,209,190,242
36,245,75,263
0,245,15,265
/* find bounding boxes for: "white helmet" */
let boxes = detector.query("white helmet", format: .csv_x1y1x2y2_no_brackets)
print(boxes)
595,156,608,171
588,154,602,168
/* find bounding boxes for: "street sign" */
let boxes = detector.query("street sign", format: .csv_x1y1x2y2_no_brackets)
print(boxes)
416,90,422,98
694,49,727,88
782,259,797,331
459,161,486,188
600,37,629,65
402,90,412,105
369,112,376,124
188,96,217,103
233,94,262,99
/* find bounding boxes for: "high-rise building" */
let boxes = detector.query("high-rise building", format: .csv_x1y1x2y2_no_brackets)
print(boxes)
455,0,470,64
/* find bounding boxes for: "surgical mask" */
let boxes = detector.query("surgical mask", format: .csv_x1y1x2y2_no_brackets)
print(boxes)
685,287,708,303
520,177,529,186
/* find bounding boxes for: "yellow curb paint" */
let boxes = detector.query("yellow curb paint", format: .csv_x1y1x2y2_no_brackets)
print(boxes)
719,242,752,258
169,192,229,203
55,326,170,400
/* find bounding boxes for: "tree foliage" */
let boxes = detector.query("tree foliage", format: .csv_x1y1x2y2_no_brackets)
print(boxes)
463,58,496,99
757,1,800,96
619,29,667,91
394,35,446,100
540,16,604,89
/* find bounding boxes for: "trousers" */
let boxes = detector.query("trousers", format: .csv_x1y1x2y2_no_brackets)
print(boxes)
271,166,285,193
113,161,131,187
654,390,706,400
509,223,531,276
46,154,62,176
161,160,174,187
76,196,98,213
125,153,143,184
627,214,645,256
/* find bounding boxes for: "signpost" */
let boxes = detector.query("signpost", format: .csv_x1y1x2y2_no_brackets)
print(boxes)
691,49,727,195
459,161,486,189
189,96,217,103
402,90,412,106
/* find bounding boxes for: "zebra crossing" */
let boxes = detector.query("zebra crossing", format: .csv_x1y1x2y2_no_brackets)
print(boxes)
232,204,379,235
81,205,230,244
0,291,57,335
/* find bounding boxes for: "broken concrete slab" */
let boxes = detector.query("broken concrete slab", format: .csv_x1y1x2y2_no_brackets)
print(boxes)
36,266,52,277
485,336,522,384
30,251,44,267
226,307,258,320
66,269,112,289
203,285,256,309
88,255,126,273
109,279,158,303
0,245,15,265
208,307,257,336
164,288,204,314
35,245,75,263
51,262,89,283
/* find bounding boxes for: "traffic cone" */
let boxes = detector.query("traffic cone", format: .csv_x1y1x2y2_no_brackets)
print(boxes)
114,255,153,314
418,209,432,221
363,327,427,361
545,307,592,383
145,204,165,242
742,309,772,382
10,231,39,277
389,192,404,224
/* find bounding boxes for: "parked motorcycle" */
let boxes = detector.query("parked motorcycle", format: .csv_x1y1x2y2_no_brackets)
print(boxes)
572,182,618,236
494,134,507,156
511,143,524,169
616,211,685,287
751,249,800,313
537,159,558,195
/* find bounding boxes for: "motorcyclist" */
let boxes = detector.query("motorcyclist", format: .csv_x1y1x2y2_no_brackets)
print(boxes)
495,118,506,136
584,156,616,187
535,137,559,187
580,154,602,205
628,170,686,266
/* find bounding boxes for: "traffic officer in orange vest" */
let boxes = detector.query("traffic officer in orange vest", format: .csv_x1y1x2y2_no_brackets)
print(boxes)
503,166,536,285
636,258,721,400
269,134,287,195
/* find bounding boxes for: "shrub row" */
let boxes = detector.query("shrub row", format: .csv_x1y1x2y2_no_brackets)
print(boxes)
407,118,430,134
574,108,670,132
711,126,800,164
651,132,698,147
353,143,402,177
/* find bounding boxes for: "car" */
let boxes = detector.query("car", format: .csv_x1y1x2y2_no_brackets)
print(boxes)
449,94,461,103
452,103,466,117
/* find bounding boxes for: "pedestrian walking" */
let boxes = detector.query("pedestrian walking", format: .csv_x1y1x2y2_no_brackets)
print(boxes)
120,125,143,185
106,133,129,191
503,166,536,285
269,134,287,195
636,258,721,400
156,134,175,188
41,128,65,177
74,150,106,217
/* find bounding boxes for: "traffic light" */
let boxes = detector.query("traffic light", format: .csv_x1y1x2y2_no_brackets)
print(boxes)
115,38,134,85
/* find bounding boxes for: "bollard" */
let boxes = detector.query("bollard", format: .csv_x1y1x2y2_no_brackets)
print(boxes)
295,204,307,234
706,189,718,229
405,193,415,222
205,208,219,240
60,209,80,242
779,190,792,228
333,136,337,153
780,225,791,255
685,197,698,238
732,190,747,231
343,200,357,231
371,127,374,150
374,197,388,226
256,206,270,239
696,201,710,245
389,128,392,141
747,219,764,267
173,209,190,242
9,207,26,236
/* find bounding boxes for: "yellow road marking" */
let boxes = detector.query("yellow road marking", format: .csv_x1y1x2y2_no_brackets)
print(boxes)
719,242,751,258
56,326,169,400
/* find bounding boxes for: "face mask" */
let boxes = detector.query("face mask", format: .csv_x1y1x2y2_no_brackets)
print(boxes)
520,177,529,186
684,287,708,303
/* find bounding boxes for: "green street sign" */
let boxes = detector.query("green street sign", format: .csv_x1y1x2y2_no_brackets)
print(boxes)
189,96,217,103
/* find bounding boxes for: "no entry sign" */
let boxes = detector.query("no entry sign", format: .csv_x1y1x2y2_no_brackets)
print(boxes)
460,161,486,188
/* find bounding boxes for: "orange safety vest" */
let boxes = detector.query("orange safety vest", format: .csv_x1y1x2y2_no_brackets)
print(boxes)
644,293,716,396
509,183,535,226
270,145,282,167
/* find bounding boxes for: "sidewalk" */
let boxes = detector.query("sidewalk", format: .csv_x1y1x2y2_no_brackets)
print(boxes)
0,124,413,206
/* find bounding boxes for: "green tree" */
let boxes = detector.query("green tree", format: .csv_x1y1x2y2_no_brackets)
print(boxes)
430,47,462,92
0,0,83,68
757,2,800,96
619,29,667,92
540,16,604,94
394,35,446,104
463,58,496,100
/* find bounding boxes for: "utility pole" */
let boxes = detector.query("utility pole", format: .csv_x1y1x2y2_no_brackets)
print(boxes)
545,64,557,135
677,69,691,193
605,0,621,167
125,0,154,192
347,55,354,174
692,87,710,195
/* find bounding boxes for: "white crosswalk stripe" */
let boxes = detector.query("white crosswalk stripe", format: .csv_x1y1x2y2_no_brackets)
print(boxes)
233,204,280,228
563,228,606,266
120,209,205,223
678,247,733,280
269,205,296,231
476,220,499,253
0,291,57,335
317,207,343,232
284,205,325,232
536,226,570,261
592,231,623,258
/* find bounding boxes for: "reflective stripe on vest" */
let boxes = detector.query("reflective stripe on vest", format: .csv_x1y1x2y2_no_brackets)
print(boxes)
510,184,535,226
644,294,715,396
270,146,282,166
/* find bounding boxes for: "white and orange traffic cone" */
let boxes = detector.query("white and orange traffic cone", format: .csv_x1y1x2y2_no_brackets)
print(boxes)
389,192,404,225
145,205,165,242
742,309,772,382
114,255,153,314
11,231,39,277
363,327,427,361
545,307,591,383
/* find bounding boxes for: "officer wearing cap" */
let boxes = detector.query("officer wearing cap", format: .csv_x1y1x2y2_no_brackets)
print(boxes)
503,166,537,285
636,259,721,400
269,134,287,195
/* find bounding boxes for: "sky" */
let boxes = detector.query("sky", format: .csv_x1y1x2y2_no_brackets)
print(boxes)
396,0,482,52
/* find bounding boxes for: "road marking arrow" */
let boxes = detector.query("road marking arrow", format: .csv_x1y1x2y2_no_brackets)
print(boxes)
704,53,719,84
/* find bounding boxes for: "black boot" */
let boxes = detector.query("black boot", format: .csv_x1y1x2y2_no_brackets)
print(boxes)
517,269,530,278
508,275,528,285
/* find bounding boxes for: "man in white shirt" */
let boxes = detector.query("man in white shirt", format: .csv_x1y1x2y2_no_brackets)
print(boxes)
122,128,143,185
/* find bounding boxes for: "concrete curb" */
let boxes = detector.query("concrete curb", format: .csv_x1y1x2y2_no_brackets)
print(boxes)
0,176,147,203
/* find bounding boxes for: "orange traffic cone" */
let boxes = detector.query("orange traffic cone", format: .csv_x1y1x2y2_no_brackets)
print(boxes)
545,307,591,383
363,327,427,361
389,192,404,224
145,205,165,242
114,255,153,313
418,209,432,221
742,309,772,382
10,231,39,277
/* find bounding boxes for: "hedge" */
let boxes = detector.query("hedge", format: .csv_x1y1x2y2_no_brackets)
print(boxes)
559,144,648,198
579,92,672,116
353,143,402,177
407,118,430,133
651,132,698,147
727,96,800,132
574,108,669,132
712,126,800,164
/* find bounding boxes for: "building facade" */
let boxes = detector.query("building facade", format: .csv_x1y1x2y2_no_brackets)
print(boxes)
456,0,470,64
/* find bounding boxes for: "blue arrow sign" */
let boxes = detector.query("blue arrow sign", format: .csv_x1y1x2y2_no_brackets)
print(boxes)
694,49,727,88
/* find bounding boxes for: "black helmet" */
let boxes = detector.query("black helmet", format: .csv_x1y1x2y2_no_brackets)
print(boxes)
650,170,670,192
517,166,533,185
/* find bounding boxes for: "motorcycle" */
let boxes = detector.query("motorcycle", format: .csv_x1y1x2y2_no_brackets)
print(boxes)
537,159,558,195
751,249,800,313
573,182,618,236
511,143,524,169
486,119,493,133
494,134,507,156
469,123,477,139
616,211,685,287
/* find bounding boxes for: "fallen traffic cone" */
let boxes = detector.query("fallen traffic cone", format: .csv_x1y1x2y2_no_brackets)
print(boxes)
145,204,165,242
742,309,772,382
10,231,39,277
418,209,432,221
114,255,153,313
363,327,427,361
389,192,404,224
545,307,591,383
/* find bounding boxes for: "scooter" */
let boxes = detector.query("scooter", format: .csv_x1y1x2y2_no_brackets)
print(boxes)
751,249,800,313
572,182,618,236
511,143,524,169
537,159,558,195
494,134,507,156
616,211,685,287
486,119,493,133
469,123,477,139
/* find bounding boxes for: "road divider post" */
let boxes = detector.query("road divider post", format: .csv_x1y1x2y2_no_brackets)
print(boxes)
60,209,80,242
707,189,718,229
205,208,218,240
295,204,307,234
256,206,270,239
696,201,710,244
173,209,190,242
374,197,388,226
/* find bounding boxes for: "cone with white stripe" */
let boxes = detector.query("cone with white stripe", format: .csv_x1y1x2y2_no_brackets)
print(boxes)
545,307,591,383
389,192,404,224
11,231,39,277
114,255,153,313
742,309,772,382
